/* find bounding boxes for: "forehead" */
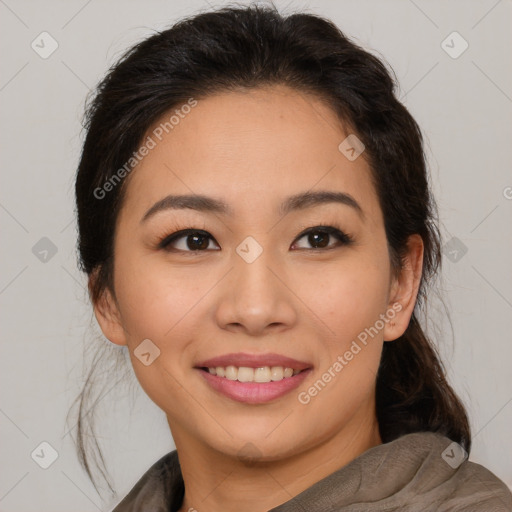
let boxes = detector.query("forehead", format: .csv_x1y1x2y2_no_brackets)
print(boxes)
120,85,379,222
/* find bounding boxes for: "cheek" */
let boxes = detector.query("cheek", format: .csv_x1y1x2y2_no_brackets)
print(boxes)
114,255,203,341
298,256,391,346
291,261,388,438
114,265,203,417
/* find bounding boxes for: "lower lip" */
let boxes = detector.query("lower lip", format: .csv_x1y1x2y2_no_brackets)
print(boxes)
197,368,312,404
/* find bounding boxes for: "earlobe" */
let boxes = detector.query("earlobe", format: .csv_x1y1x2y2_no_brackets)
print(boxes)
383,235,424,342
90,278,127,346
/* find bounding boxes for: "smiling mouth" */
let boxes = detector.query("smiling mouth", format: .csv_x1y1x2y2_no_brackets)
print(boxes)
199,365,304,383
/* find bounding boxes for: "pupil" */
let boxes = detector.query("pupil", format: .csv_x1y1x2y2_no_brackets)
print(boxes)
187,234,208,250
309,231,329,248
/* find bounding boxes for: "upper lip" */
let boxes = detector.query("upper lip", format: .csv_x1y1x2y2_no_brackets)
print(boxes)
195,352,312,370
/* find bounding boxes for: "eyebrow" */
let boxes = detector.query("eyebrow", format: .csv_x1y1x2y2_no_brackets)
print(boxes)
141,190,363,223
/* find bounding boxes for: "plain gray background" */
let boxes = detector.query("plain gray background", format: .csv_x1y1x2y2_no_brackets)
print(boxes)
1,0,511,510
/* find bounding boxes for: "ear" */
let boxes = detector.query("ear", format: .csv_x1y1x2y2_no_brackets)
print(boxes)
383,234,424,342
89,272,127,346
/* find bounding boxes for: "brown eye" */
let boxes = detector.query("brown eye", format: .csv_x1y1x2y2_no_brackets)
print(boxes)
292,226,353,250
159,230,220,252
307,230,330,248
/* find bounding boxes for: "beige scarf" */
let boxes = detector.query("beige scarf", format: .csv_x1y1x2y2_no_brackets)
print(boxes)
112,431,511,511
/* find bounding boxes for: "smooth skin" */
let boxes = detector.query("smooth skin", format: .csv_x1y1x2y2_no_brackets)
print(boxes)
92,85,423,512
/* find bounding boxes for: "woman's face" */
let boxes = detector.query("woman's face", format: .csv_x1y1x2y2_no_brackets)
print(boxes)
95,85,418,461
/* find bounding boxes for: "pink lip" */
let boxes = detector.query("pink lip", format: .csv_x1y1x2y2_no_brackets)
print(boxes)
195,352,312,371
195,352,313,404
198,367,312,404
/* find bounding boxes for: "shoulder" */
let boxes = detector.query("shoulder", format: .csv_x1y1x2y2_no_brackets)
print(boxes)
110,450,184,512
393,432,512,511
445,457,512,511
269,432,511,512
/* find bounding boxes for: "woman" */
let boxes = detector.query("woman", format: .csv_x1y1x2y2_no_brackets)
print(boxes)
73,4,512,511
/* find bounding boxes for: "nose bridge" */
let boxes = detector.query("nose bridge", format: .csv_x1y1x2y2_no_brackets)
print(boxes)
233,234,280,302
215,235,296,334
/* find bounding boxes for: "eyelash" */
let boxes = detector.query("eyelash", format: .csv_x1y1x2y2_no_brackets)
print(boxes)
157,222,354,253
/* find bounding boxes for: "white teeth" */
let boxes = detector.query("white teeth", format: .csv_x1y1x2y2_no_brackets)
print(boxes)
225,365,238,380
254,367,271,382
205,365,302,383
237,367,254,382
270,366,283,381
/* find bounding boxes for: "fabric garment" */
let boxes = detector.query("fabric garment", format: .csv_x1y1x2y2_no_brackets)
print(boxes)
111,431,512,511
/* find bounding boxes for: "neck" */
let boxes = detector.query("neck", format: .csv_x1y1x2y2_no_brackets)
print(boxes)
170,406,381,512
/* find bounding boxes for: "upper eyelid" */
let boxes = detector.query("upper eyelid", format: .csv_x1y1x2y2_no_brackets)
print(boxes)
164,225,344,240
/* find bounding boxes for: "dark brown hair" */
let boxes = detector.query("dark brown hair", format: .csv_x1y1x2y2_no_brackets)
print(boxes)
72,3,470,496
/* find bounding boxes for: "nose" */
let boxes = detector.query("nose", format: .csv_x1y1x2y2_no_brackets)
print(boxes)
214,244,298,336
